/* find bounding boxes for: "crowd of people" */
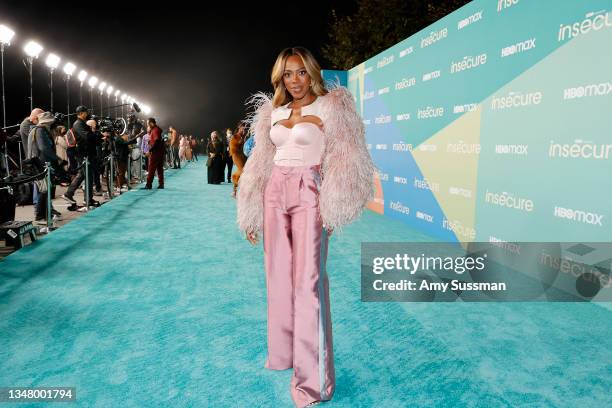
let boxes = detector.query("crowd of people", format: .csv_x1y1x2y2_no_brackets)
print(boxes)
1,106,177,226
166,127,201,168
0,102,256,229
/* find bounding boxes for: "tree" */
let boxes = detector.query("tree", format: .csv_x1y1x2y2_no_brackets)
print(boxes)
322,0,471,70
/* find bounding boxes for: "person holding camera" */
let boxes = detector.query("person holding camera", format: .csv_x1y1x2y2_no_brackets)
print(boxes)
86,119,104,194
61,106,100,207
99,129,115,196
114,130,142,191
26,112,64,224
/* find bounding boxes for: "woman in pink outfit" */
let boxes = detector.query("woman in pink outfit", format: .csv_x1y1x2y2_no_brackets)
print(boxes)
179,135,188,163
236,46,375,408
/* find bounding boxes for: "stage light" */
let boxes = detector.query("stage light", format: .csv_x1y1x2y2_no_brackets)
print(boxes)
24,40,43,58
23,41,43,110
142,105,151,115
63,62,76,77
45,53,60,70
44,54,61,111
98,81,106,92
114,90,120,97
88,76,98,88
106,85,113,96
121,94,127,102
78,70,87,82
0,25,15,46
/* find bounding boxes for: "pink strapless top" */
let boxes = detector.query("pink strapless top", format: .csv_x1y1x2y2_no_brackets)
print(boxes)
270,122,325,166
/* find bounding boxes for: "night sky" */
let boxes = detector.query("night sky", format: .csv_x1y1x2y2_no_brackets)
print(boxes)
0,1,355,136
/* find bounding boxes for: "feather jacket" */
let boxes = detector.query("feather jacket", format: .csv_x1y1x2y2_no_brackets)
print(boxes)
236,85,376,235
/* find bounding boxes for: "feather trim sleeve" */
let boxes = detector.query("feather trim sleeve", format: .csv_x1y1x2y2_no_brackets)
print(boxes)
319,86,376,232
236,92,275,235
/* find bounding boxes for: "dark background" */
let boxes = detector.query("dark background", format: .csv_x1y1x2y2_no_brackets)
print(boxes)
0,1,356,136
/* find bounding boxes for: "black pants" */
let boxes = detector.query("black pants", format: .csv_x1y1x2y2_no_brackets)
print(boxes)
92,156,102,191
34,184,47,220
225,155,233,182
172,146,180,168
66,158,93,202
67,147,78,174
207,156,224,184
146,153,164,188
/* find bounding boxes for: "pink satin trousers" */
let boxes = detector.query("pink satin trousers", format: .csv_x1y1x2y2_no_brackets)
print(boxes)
263,164,335,407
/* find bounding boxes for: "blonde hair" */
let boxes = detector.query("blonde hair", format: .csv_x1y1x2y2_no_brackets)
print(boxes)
271,47,328,108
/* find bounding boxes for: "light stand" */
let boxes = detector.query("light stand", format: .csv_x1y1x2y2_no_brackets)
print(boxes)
27,56,34,111
89,87,94,114
1,43,7,128
49,67,55,111
1,44,7,178
99,91,103,117
0,25,15,130
0,32,12,177
114,90,120,118
98,82,106,118
106,86,113,117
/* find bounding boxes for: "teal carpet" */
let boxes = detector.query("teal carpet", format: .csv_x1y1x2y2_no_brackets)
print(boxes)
0,159,610,407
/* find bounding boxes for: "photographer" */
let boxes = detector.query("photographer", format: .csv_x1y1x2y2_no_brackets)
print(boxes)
113,115,143,191
19,108,44,158
61,106,100,207
99,128,115,196
86,119,103,194
26,112,65,224
127,113,144,139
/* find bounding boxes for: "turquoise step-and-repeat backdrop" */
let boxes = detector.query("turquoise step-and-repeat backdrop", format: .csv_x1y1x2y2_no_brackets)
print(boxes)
331,0,612,242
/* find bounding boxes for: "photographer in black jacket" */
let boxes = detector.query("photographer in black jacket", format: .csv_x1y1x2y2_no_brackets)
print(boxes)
86,119,104,194
61,106,100,207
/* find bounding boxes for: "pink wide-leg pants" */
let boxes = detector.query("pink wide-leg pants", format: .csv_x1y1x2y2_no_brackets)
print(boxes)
263,164,335,407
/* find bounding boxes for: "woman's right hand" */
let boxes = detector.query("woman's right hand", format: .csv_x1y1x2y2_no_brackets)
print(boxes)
246,229,258,245
210,153,215,158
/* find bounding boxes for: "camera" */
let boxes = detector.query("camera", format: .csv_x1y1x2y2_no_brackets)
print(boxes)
92,115,127,135
53,112,67,124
